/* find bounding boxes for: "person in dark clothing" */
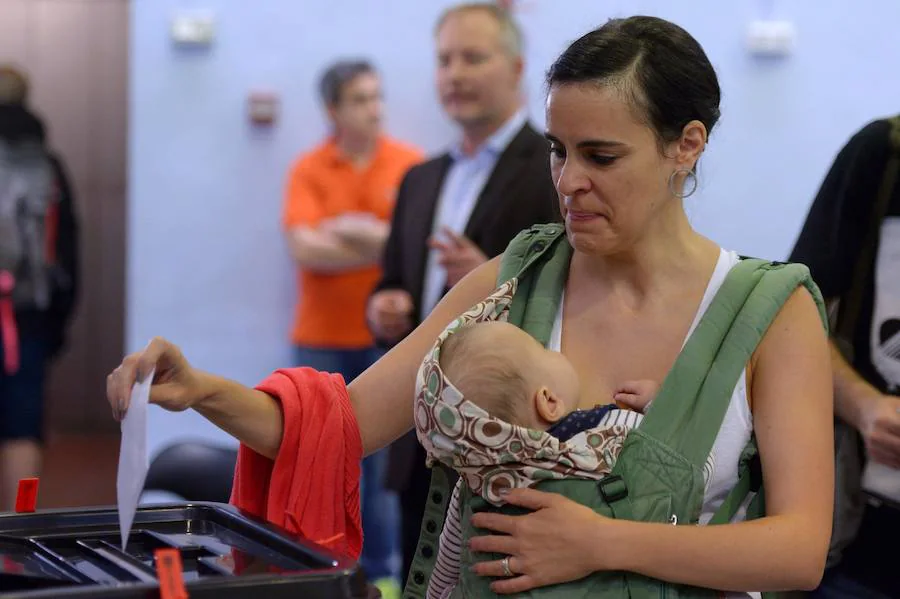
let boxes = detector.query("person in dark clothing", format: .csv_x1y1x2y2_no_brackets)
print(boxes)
790,116,900,598
0,65,79,510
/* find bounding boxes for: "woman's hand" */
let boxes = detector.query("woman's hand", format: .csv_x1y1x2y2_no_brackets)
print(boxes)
106,337,211,421
468,488,617,594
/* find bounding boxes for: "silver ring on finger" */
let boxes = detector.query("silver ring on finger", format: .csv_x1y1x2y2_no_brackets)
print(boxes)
501,556,513,577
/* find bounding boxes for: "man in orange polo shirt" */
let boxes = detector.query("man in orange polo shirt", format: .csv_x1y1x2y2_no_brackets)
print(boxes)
282,59,422,596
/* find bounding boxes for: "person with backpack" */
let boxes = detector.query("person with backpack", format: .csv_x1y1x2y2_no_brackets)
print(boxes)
789,116,900,598
0,65,79,510
105,16,834,597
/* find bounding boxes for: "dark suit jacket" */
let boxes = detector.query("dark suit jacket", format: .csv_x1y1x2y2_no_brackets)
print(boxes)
373,122,560,492
373,122,559,334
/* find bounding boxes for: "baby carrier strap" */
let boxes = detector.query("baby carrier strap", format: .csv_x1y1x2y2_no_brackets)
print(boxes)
402,462,454,599
578,259,827,556
640,259,826,467
706,260,828,530
496,223,570,347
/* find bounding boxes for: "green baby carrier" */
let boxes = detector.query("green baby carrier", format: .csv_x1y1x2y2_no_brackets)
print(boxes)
403,223,828,599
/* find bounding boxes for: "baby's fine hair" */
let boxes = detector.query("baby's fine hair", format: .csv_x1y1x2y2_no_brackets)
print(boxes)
439,323,531,425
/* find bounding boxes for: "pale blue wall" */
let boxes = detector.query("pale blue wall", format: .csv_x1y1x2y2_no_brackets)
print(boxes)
128,0,900,455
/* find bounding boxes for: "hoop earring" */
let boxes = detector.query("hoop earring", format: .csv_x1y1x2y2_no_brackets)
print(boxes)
668,167,698,199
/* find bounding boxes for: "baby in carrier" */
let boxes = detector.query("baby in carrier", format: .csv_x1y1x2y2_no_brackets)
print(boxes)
413,280,656,598
439,319,656,441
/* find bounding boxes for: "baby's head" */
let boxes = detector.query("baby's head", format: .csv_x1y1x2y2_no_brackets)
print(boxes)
439,321,580,430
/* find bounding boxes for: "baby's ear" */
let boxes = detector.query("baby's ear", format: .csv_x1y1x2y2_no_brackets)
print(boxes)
534,387,566,424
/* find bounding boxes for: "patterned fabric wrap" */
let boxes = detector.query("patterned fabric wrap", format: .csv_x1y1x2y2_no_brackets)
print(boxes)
413,278,631,506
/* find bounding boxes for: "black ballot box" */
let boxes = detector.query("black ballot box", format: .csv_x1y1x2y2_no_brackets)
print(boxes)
0,502,374,598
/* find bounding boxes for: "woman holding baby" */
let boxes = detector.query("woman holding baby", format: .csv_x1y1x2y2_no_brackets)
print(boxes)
106,15,833,597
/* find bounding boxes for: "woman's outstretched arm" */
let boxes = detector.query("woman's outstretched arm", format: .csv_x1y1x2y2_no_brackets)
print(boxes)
106,258,502,460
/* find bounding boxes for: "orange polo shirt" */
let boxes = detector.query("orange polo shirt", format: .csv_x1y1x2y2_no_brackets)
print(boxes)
282,136,422,348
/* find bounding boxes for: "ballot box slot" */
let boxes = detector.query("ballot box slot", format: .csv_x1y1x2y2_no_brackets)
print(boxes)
140,530,189,551
76,540,158,583
132,531,222,581
22,538,96,584
140,529,288,579
199,508,342,571
32,536,146,584
140,516,326,573
0,536,88,591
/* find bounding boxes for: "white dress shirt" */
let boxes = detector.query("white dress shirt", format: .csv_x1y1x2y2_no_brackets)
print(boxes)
419,109,528,320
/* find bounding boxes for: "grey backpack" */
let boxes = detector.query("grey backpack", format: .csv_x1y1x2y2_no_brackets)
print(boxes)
0,135,56,310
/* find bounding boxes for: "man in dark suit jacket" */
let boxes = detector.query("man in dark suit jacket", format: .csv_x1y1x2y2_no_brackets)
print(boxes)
365,4,559,583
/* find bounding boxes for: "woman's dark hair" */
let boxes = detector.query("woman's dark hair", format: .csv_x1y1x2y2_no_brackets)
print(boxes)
547,16,721,145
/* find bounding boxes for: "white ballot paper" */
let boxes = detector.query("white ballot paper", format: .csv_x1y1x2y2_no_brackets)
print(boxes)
117,368,154,550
